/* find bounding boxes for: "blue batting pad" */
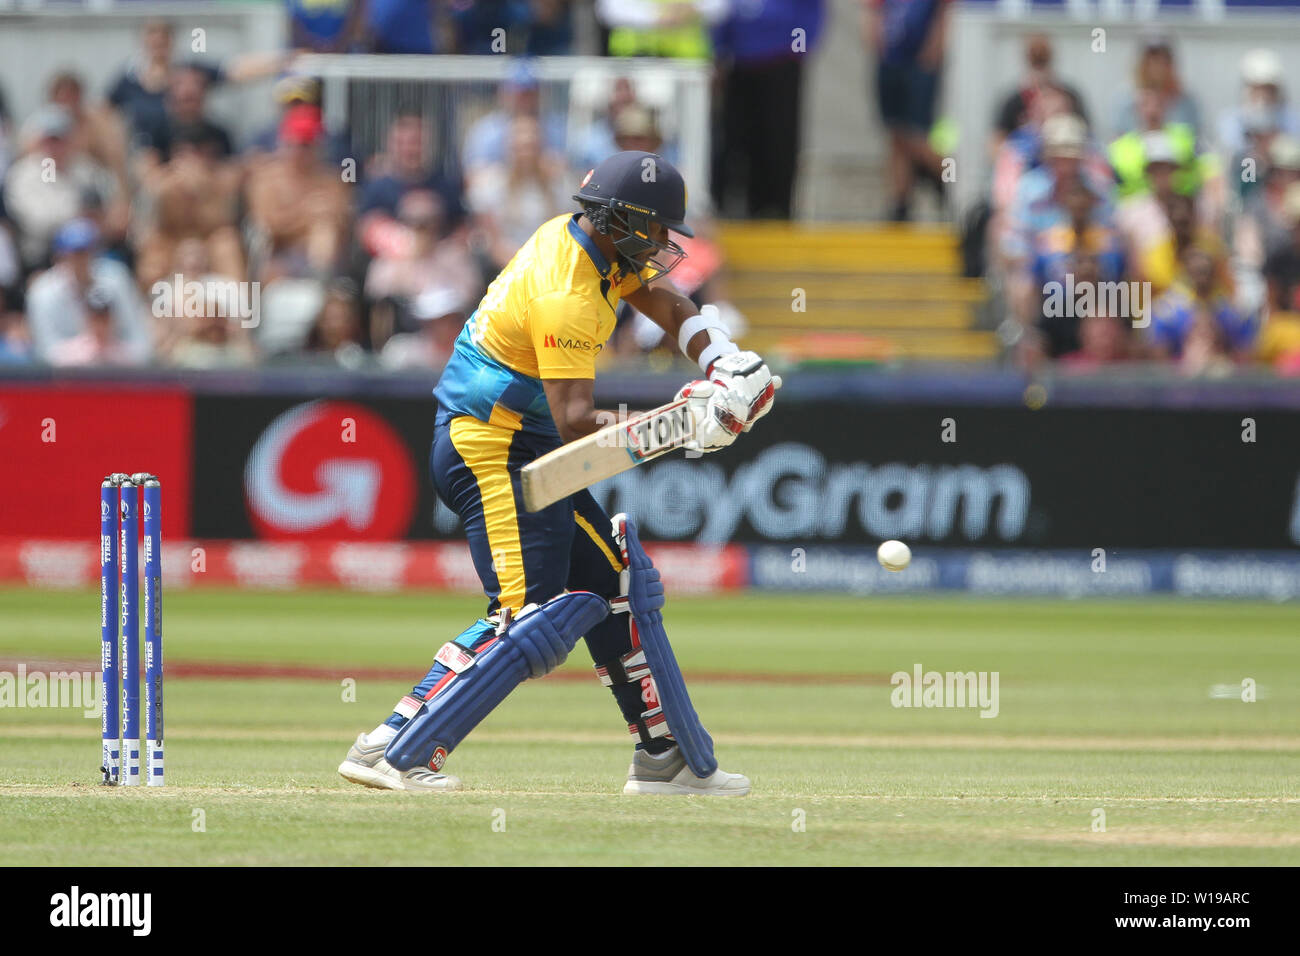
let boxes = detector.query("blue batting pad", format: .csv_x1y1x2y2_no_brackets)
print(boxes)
622,518,718,778
385,591,610,772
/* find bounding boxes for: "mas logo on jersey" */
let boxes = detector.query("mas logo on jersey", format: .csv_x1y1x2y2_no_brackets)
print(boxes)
244,400,417,540
542,334,603,353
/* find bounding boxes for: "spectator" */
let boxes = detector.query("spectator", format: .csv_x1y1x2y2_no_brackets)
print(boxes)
135,123,244,290
1152,246,1256,367
449,0,575,55
461,61,566,173
287,0,363,53
570,76,640,173
43,72,130,228
363,0,436,54
1032,179,1125,358
364,188,481,348
25,218,152,364
0,311,29,364
1139,192,1232,298
0,203,20,308
245,105,352,282
468,115,572,270
990,83,1079,220
1218,49,1300,163
866,0,953,221
106,19,287,157
106,19,190,149
246,75,351,165
991,34,1090,154
0,279,29,364
1108,86,1204,202
711,0,824,219
304,282,368,367
1264,182,1300,314
1114,132,1183,285
162,244,259,370
133,65,235,172
1001,114,1112,318
3,106,117,270
168,308,258,368
46,284,137,367
1236,136,1300,304
379,284,466,370
358,114,465,262
1112,34,1200,139
1035,245,1097,364
1059,308,1134,372
989,84,1113,249
596,0,725,59
612,103,667,156
0,80,12,180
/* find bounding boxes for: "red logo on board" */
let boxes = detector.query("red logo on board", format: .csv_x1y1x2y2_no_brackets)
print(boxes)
244,401,416,540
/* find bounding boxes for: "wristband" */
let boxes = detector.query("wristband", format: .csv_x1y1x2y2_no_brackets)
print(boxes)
698,340,739,375
678,306,738,373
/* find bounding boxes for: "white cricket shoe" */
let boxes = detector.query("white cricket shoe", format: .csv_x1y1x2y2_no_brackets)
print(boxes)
623,745,751,796
337,733,462,792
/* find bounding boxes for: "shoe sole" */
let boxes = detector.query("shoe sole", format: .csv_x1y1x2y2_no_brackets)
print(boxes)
623,780,751,796
338,759,403,791
339,759,463,793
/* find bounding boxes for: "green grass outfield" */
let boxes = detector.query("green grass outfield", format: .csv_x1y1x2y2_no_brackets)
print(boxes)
1,588,1297,865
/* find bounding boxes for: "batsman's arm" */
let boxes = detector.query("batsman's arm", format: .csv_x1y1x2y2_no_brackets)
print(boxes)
622,282,727,372
624,281,780,433
541,378,601,444
541,378,645,445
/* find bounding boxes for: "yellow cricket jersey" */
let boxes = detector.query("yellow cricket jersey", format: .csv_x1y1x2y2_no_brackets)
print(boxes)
433,213,652,436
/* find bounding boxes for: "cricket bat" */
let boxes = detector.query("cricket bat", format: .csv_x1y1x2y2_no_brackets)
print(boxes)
521,399,696,512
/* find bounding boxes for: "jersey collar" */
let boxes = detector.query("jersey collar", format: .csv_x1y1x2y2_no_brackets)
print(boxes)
567,213,612,278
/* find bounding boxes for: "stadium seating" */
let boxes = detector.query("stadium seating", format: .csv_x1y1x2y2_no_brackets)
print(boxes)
717,223,994,363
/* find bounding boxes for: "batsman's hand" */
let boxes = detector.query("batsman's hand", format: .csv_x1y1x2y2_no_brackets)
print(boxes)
708,350,781,432
675,379,746,453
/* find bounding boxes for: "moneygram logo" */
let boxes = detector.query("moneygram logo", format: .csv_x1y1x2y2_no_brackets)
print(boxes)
593,443,1031,544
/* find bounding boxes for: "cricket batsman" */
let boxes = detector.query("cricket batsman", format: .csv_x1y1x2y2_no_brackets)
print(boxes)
339,151,777,794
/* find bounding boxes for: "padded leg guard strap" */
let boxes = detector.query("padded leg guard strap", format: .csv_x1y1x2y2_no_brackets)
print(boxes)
594,648,671,745
384,591,610,771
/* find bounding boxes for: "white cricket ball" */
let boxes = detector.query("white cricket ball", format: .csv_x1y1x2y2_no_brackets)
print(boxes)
877,540,911,572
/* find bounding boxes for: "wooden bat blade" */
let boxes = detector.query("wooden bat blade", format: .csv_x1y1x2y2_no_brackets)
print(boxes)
520,399,695,511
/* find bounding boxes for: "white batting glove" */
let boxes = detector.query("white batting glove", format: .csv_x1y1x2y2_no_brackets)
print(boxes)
675,379,747,453
707,350,780,432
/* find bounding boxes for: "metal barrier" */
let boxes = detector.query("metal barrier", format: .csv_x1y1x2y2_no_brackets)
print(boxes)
295,54,712,198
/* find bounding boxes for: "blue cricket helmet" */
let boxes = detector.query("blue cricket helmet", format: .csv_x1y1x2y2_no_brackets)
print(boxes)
573,151,692,279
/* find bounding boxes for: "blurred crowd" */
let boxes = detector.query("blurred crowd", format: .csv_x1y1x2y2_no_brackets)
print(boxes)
0,3,823,371
977,33,1300,375
9,2,1296,377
